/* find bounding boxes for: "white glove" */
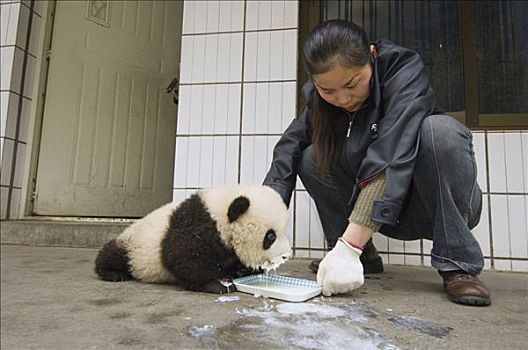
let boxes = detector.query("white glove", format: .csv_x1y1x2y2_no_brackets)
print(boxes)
317,238,364,296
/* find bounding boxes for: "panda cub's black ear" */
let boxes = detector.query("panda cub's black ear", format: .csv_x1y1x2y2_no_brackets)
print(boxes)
228,196,250,223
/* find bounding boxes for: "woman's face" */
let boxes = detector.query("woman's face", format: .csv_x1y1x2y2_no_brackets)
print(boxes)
312,62,372,112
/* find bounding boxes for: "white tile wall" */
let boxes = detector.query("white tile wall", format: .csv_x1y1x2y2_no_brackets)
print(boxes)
175,1,527,271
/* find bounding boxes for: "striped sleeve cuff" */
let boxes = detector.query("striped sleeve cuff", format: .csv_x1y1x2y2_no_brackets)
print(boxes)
348,173,387,231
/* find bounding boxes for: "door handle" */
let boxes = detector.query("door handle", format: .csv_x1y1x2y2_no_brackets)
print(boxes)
166,78,179,105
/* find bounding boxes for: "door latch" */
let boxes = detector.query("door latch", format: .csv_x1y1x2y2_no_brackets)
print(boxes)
166,78,179,105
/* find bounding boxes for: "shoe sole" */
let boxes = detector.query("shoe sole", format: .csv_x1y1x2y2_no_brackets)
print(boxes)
447,294,491,306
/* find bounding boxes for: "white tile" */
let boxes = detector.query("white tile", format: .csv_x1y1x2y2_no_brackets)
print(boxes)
282,29,297,80
0,3,20,46
0,138,13,186
188,85,204,134
204,34,219,83
173,137,189,187
254,83,269,133
508,195,527,259
240,136,268,184
473,195,491,256
211,136,227,186
182,0,195,34
257,1,272,30
0,92,9,137
179,36,193,83
242,83,256,133
256,31,271,81
216,33,230,82
205,0,219,33
423,255,431,267
218,1,232,32
422,239,433,256
284,1,298,28
3,92,18,139
269,30,284,80
511,260,528,272
270,0,285,29
13,141,25,188
193,1,208,33
285,207,294,246
268,82,283,133
266,136,280,166
309,199,325,249
405,255,422,266
228,33,243,82
487,132,507,193
389,253,405,265
372,232,388,252
191,35,206,83
296,175,306,190
227,83,241,134
199,136,214,187
490,194,510,259
504,132,524,193
186,137,201,187
295,250,310,258
0,186,9,220
243,32,258,81
483,258,492,271
0,47,15,91
405,239,421,254
224,136,239,185
201,85,216,134
472,131,487,192
253,136,269,182
213,85,229,134
176,85,191,134
245,0,259,31
240,136,254,184
282,82,297,130
230,0,244,31
388,237,404,253
522,132,528,192
295,191,311,249
15,1,28,48
172,189,189,203
493,259,511,271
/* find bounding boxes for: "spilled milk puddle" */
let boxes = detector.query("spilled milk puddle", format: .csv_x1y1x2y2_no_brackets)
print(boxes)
187,297,451,349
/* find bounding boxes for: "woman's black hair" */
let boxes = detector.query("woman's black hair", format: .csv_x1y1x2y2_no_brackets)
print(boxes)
304,19,370,75
303,20,370,173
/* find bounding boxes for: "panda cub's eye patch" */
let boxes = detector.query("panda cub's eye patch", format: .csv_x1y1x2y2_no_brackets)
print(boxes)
263,230,277,250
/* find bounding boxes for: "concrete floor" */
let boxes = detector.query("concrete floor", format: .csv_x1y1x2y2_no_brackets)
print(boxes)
1,244,527,350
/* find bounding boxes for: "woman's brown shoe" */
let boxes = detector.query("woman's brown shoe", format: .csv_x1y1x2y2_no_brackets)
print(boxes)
439,270,491,306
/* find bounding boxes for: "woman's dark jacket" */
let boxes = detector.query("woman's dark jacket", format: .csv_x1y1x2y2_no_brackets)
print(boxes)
263,40,443,226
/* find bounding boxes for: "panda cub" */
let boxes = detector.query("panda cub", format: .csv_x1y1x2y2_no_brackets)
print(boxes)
95,185,291,293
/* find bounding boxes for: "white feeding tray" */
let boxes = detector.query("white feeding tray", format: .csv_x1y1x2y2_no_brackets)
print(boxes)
233,274,321,302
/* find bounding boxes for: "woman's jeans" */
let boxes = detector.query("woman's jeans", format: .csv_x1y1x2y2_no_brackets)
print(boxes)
298,115,484,274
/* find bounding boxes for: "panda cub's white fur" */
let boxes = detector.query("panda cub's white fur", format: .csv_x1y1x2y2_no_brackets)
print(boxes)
95,185,291,293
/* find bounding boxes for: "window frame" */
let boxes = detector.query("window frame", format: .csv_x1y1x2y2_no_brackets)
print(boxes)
298,0,528,130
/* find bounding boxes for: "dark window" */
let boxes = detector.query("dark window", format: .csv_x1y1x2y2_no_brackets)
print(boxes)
299,0,528,128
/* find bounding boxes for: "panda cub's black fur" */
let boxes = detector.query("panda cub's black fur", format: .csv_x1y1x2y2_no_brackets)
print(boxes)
95,185,291,294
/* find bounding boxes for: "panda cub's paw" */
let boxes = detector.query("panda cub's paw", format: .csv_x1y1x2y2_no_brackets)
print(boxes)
201,279,236,294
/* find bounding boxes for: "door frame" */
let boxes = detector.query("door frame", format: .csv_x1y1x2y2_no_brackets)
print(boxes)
20,0,57,218
21,0,183,219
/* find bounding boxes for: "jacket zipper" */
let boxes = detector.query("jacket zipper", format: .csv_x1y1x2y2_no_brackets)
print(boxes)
346,111,355,138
